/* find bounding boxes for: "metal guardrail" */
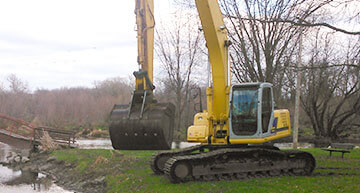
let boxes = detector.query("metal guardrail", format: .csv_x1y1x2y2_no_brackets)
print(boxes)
0,113,35,144
0,113,76,148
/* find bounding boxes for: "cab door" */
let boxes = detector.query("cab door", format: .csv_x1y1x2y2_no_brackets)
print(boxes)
261,86,273,134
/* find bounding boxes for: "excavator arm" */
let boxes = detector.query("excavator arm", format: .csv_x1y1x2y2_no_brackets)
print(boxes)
109,0,175,150
135,0,155,90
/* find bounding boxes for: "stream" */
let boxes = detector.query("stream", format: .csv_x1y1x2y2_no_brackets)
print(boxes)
76,138,315,150
0,139,314,192
0,142,72,193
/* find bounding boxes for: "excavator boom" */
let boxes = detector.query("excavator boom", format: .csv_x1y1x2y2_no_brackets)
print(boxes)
195,0,231,144
196,0,229,119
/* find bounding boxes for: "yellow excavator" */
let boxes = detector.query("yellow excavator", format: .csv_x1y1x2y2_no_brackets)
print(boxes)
149,0,316,183
108,0,315,181
109,0,175,150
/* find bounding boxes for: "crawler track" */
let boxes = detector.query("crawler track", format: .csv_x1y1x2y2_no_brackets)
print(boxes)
150,145,315,183
150,145,202,174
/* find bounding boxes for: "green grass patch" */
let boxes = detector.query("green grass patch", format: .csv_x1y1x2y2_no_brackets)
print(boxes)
51,149,136,175
52,148,360,193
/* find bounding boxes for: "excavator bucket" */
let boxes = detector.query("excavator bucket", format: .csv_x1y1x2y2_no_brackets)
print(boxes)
109,91,175,150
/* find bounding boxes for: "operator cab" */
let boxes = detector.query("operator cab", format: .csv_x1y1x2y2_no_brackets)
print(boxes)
229,83,274,139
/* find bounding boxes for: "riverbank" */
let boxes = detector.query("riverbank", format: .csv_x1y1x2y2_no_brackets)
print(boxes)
2,148,360,192
0,142,72,192
2,149,127,193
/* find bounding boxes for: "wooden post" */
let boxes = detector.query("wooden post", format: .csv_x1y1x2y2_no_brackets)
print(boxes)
293,28,303,149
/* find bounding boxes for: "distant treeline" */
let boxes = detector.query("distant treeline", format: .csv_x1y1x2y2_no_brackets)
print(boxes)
0,75,133,132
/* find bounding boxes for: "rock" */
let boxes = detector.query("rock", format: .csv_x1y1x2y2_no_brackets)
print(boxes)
14,156,21,163
92,176,106,185
21,157,30,163
0,161,8,166
47,156,57,162
21,149,30,158
355,146,359,149
6,152,14,159
6,152,16,162
77,181,88,188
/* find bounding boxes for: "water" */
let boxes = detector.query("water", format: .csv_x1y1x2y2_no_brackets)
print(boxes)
0,184,69,193
76,138,200,149
274,142,315,149
0,142,72,193
75,139,315,150
77,138,113,149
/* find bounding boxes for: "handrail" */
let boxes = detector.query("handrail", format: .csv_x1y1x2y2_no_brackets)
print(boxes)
0,113,75,147
0,113,35,130
0,113,35,145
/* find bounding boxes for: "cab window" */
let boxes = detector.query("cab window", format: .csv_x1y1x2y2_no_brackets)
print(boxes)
261,88,272,133
231,87,258,136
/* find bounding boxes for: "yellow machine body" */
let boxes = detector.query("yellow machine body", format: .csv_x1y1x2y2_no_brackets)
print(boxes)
188,109,291,144
186,0,290,146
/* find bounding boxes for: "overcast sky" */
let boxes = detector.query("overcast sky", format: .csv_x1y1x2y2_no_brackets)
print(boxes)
0,0,173,90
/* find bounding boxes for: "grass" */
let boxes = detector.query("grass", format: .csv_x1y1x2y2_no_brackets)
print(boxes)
51,148,360,193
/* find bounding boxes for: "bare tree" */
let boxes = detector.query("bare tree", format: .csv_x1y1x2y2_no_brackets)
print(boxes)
301,32,360,140
174,0,360,98
0,74,32,119
7,74,29,94
220,0,351,101
154,10,205,138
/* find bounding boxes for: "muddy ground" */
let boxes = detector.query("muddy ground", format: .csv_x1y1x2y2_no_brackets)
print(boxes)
2,151,107,193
